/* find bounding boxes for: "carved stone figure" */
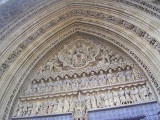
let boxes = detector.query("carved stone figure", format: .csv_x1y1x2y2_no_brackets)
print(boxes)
130,88,136,103
65,50,72,65
108,90,114,107
22,101,28,116
124,88,132,104
104,92,110,107
119,88,126,105
54,77,62,92
52,55,63,72
132,87,141,102
30,101,38,116
38,80,46,94
85,93,91,110
142,85,150,101
73,101,86,120
26,101,33,116
98,70,107,86
96,92,103,108
89,72,98,87
107,69,116,84
72,74,79,90
63,80,67,91
46,60,54,72
72,42,86,67
126,66,135,81
108,50,113,60
31,80,38,94
48,99,54,114
43,100,49,114
97,59,105,67
110,52,123,63
65,76,71,91
138,86,144,101
91,93,97,109
73,91,86,120
98,48,110,65
37,103,42,115
100,93,105,107
55,98,64,114
116,68,126,82
47,78,54,93
69,96,75,112
87,45,97,61
58,40,99,69
115,54,123,63
80,73,89,88
63,97,70,113
113,91,120,106
52,99,58,114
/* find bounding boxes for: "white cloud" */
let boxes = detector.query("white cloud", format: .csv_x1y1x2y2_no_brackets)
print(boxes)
0,0,9,5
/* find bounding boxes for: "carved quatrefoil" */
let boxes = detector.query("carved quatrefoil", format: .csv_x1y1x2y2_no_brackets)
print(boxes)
58,40,100,69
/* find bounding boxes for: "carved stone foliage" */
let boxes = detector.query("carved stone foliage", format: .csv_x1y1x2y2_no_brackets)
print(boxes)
14,83,154,118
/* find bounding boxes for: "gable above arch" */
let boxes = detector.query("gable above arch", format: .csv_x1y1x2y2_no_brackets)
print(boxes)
0,1,160,120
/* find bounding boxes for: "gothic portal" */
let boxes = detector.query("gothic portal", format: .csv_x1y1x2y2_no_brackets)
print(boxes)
0,0,160,120
12,33,159,120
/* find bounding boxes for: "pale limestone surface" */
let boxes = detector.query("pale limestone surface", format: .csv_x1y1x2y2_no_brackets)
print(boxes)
0,0,160,120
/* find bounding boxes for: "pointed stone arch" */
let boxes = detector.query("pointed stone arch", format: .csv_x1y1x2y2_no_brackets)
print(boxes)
8,25,160,119
0,1,160,120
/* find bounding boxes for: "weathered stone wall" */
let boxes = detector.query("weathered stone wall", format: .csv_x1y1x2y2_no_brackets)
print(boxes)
0,0,160,120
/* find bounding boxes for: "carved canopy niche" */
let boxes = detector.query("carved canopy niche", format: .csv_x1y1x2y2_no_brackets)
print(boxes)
12,32,156,120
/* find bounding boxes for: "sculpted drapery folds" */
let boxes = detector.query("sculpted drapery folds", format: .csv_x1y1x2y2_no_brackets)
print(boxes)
13,39,156,119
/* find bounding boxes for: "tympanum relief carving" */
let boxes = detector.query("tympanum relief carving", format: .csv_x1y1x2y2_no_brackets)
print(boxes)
58,40,99,68
14,84,154,118
13,38,156,119
25,66,138,96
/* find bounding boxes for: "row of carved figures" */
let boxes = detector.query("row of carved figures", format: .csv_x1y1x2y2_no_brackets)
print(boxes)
40,43,124,73
27,67,136,95
15,85,154,117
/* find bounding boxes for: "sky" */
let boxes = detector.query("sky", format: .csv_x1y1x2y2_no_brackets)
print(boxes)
0,0,9,5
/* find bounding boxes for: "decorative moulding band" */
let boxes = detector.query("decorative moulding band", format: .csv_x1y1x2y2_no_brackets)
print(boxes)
0,9,160,78
3,27,160,120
